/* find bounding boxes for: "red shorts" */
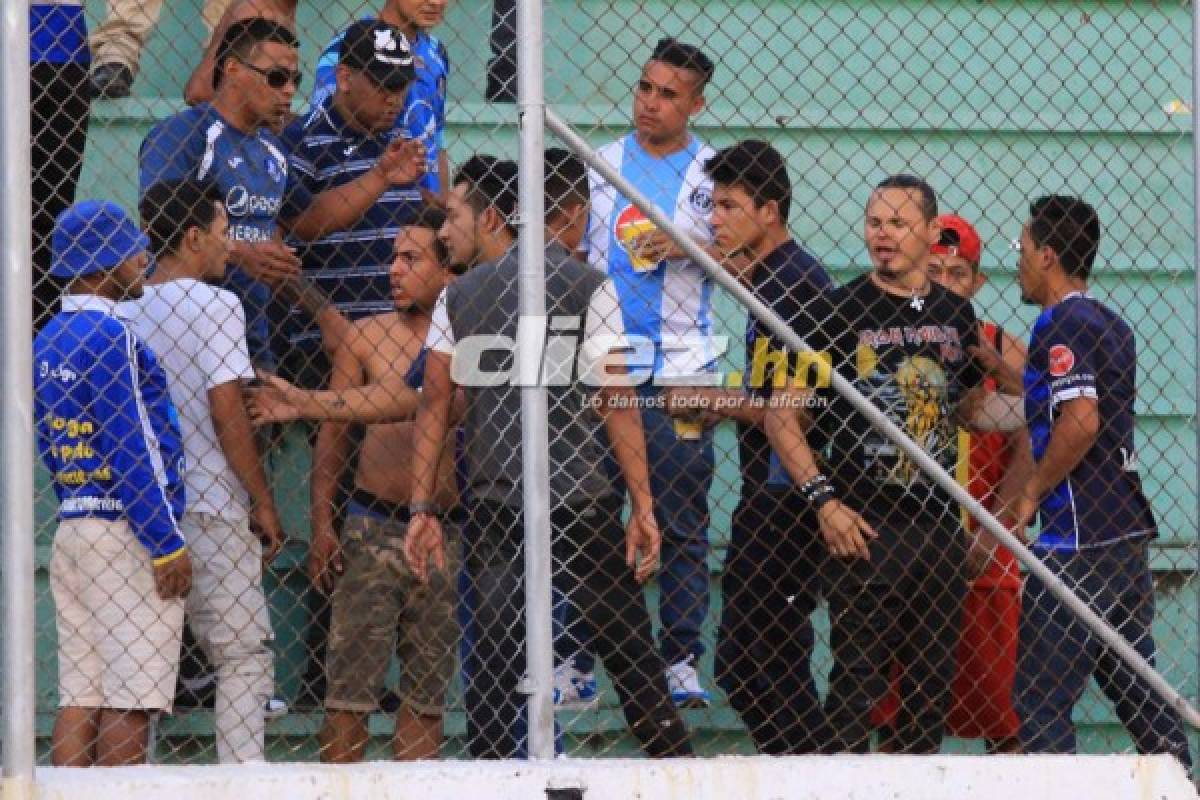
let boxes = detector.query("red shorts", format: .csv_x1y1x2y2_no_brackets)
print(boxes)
873,569,1021,741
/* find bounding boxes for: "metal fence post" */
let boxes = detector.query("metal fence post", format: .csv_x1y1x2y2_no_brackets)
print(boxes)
516,0,554,761
1,0,38,789
1190,0,1200,720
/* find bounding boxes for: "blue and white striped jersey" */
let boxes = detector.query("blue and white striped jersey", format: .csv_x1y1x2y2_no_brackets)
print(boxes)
584,133,717,378
280,97,424,347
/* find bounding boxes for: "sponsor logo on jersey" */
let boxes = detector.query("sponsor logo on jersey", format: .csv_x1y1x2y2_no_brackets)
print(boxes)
688,186,713,215
1048,344,1075,377
614,205,660,272
225,185,282,217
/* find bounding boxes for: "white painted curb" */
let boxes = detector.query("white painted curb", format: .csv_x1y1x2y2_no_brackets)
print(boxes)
31,755,1197,800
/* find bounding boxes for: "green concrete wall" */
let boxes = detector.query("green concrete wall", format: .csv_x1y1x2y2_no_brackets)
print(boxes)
32,0,1197,758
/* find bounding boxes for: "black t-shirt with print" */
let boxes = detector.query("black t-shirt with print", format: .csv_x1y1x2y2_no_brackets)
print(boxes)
794,273,984,521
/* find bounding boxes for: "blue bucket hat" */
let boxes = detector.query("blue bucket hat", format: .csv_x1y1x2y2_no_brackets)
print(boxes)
50,200,150,279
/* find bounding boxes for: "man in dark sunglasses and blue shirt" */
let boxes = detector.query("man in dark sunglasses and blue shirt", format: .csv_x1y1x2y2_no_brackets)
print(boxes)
139,17,317,370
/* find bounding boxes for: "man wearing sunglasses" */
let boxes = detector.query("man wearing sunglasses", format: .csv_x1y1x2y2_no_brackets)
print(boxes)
183,0,300,106
139,17,313,371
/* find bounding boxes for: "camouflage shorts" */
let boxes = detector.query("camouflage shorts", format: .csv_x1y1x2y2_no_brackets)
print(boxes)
325,512,462,716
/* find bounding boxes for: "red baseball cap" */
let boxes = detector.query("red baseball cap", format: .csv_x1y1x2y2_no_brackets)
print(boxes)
931,214,982,266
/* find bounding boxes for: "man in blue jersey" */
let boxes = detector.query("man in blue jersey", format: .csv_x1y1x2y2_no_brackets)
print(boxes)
278,19,426,388
139,18,312,369
579,37,720,706
35,200,192,767
183,0,299,107
1009,195,1191,766
312,0,450,199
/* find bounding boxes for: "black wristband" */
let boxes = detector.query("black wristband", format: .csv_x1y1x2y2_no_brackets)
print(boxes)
798,474,836,511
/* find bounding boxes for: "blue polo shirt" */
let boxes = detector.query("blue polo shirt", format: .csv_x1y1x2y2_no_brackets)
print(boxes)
279,97,424,347
139,103,310,365
312,21,448,194
1024,292,1157,551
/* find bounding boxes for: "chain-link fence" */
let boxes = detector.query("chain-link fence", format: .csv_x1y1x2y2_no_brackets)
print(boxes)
11,0,1200,771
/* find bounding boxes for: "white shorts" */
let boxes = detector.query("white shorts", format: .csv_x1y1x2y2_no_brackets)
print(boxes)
50,517,184,711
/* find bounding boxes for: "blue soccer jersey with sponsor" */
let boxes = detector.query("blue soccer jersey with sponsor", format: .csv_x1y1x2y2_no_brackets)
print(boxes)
312,21,447,194
139,103,307,364
584,133,716,377
280,98,423,347
1023,292,1157,550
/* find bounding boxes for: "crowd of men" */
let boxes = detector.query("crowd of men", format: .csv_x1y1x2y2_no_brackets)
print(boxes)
29,0,1193,771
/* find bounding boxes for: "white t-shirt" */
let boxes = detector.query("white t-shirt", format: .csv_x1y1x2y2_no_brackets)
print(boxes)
123,279,255,520
426,278,630,386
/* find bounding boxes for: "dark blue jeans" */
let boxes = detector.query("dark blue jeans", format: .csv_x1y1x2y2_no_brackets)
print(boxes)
1015,538,1191,767
567,403,714,674
716,490,826,753
642,404,715,665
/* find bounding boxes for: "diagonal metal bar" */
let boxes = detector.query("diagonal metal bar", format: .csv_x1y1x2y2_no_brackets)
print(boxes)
547,106,1200,731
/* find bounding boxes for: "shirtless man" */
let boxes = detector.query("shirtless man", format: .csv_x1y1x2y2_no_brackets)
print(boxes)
184,0,299,108
308,206,462,762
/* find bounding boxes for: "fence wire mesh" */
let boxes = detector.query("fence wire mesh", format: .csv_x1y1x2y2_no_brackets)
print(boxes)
20,0,1200,768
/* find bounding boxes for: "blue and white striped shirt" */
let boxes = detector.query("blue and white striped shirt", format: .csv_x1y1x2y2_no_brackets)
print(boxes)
584,133,717,378
280,98,424,347
311,20,448,194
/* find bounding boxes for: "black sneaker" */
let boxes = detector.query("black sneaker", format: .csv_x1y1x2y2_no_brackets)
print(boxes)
175,671,217,710
292,678,326,711
90,63,133,99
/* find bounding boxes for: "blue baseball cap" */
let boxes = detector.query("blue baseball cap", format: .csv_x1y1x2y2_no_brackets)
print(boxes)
51,200,150,279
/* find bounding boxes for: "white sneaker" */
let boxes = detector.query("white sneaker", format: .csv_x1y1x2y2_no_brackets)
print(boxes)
665,655,711,708
264,695,288,720
553,659,599,711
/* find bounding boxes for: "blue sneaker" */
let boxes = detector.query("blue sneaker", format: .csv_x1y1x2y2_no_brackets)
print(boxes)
553,659,599,711
666,655,710,708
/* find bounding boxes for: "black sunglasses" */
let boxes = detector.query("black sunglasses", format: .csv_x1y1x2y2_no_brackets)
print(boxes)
236,58,303,90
